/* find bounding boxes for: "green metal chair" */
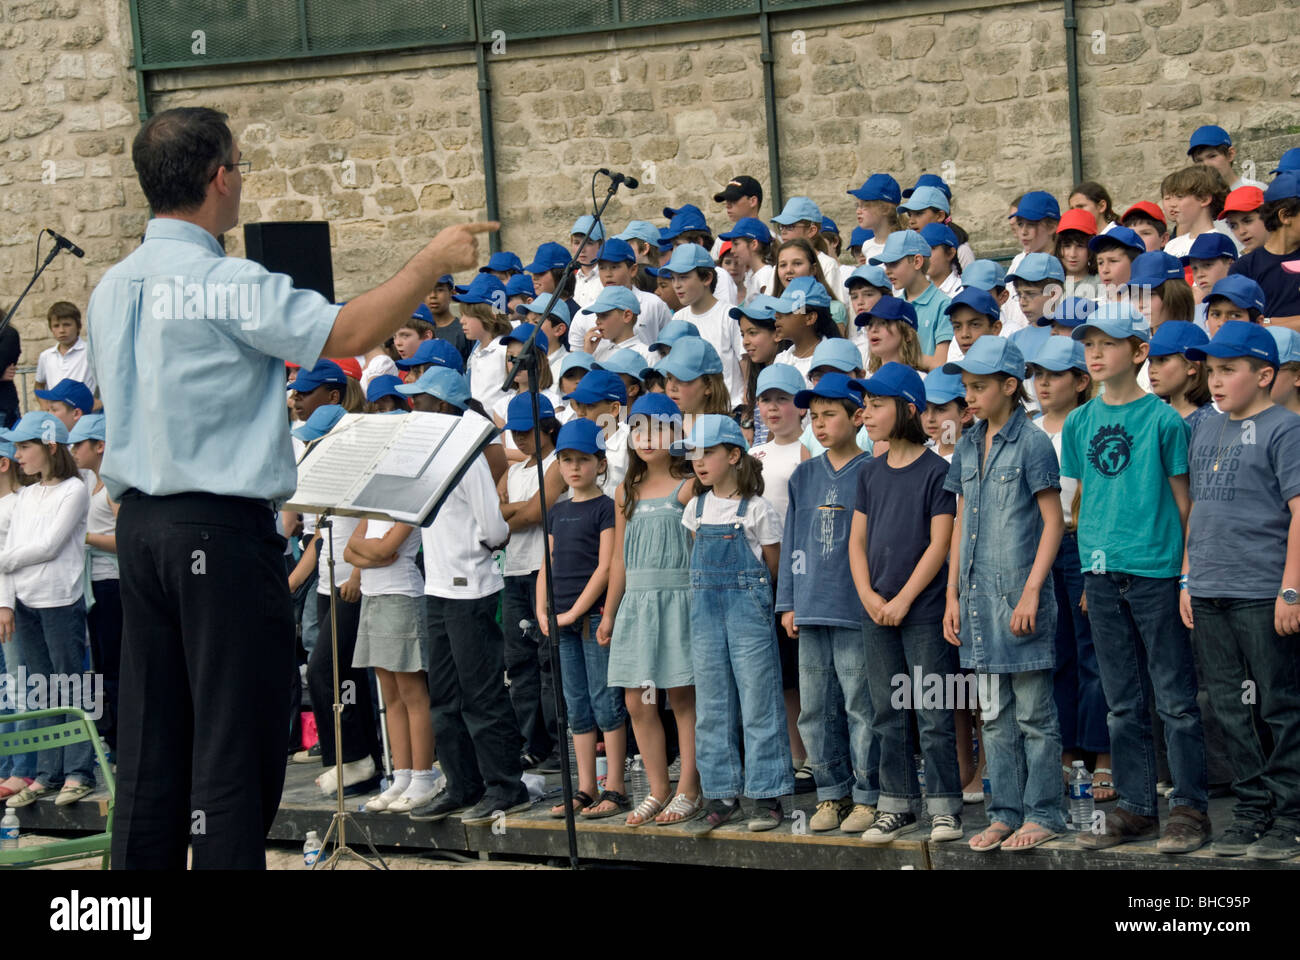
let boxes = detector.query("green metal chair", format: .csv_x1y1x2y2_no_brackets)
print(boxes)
0,708,114,869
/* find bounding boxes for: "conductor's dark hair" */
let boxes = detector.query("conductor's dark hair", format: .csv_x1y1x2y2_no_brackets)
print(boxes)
132,107,235,214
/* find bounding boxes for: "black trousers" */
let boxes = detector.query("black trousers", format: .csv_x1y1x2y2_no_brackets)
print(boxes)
309,592,378,767
501,573,557,759
85,577,123,751
425,593,524,805
112,492,293,870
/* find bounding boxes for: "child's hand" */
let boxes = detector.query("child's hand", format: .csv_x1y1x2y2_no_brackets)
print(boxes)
536,607,550,637
942,595,962,646
584,328,602,354
1276,596,1300,637
555,609,574,628
863,591,887,625
780,611,798,638
0,608,11,643
1179,590,1195,631
1079,589,1088,615
596,617,613,646
1010,586,1039,637
878,596,911,627
338,577,361,604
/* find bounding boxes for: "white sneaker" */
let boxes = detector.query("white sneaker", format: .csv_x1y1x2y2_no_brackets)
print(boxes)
316,756,377,796
365,781,407,812
386,774,446,814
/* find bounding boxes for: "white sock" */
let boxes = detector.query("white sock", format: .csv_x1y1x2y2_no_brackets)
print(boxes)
391,769,412,794
404,769,439,797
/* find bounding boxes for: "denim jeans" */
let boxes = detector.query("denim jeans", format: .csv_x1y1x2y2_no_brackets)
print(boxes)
13,599,97,787
0,633,34,780
556,613,625,735
1191,596,1300,830
1084,572,1207,817
797,624,879,805
501,572,557,758
980,670,1066,831
861,618,962,816
1050,532,1109,754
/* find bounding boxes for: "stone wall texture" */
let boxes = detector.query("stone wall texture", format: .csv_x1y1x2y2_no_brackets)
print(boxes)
2,0,1298,396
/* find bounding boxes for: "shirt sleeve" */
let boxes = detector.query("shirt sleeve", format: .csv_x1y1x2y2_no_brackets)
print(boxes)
468,457,509,547
1273,416,1300,504
750,497,783,545
1160,405,1190,478
0,482,88,574
681,497,699,534
1060,408,1081,480
926,457,957,518
855,463,871,515
1024,429,1062,495
215,258,340,369
932,310,954,346
597,496,616,533
943,443,964,494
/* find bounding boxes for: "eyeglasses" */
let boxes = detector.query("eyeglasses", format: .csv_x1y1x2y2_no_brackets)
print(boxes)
211,159,251,180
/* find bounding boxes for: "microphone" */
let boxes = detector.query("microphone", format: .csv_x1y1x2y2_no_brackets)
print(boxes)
46,229,84,258
598,169,640,190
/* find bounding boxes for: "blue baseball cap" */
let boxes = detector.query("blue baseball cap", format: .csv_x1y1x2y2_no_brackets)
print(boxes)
1038,295,1095,327
919,222,958,249
1264,171,1300,203
558,351,597,381
0,438,15,460
505,274,536,299
1269,326,1300,365
869,229,931,265
1185,320,1279,366
770,196,822,226
556,417,608,456
662,202,705,221
1088,225,1146,255
628,392,683,427
856,362,926,408
654,336,723,382
923,368,966,405
564,369,627,405
365,374,410,406
596,237,637,264
821,216,840,236
943,287,1000,323
898,186,950,215
1181,233,1239,264
856,295,918,329
849,226,875,249
719,217,772,244
435,274,455,286
502,392,555,431
962,259,1008,291
1009,191,1061,222
581,286,640,316
649,318,700,351
595,348,650,382
395,367,472,409
1188,124,1231,154
844,264,891,291
1006,252,1066,285
755,363,806,399
615,220,662,245
412,303,434,323
1027,336,1088,373
848,173,902,204
1206,274,1267,313
453,273,507,309
729,294,782,323
671,413,748,455
501,322,548,354
1148,320,1209,358
66,412,106,443
6,410,68,445
1129,250,1187,288
571,215,606,242
902,174,952,200
810,337,864,374
1070,301,1151,343
943,335,1025,379
516,291,572,327
287,359,348,393
1271,147,1300,176
479,251,523,275
795,371,864,410
663,206,710,240
292,404,346,442
395,338,464,373
34,378,94,414
525,242,571,273
660,243,715,275
772,275,832,314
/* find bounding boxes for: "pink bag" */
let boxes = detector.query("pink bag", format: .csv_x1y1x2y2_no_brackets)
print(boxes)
301,711,319,750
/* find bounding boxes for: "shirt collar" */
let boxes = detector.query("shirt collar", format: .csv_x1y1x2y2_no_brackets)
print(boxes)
910,283,940,305
969,403,1029,446
143,218,227,258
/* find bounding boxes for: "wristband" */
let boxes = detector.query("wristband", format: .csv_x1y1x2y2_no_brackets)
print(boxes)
1178,575,1188,590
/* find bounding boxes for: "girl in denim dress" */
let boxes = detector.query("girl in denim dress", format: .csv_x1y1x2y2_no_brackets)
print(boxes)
941,336,1067,852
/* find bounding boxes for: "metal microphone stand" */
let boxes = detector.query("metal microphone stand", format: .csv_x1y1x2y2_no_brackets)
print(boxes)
0,236,69,339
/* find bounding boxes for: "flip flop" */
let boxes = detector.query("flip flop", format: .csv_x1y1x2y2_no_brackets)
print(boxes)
1002,824,1060,853
580,789,631,819
968,822,1015,853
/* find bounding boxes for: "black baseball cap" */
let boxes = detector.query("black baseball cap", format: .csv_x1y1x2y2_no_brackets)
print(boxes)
714,175,763,205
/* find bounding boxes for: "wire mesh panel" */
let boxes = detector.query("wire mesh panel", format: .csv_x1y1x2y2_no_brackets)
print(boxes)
305,0,473,53
135,0,304,67
477,0,618,40
620,0,760,21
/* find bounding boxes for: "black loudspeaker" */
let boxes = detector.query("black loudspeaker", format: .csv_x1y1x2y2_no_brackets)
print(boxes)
243,221,335,303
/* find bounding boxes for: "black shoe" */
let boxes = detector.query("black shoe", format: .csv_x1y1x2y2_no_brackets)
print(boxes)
1246,823,1300,861
409,792,477,823
290,743,321,764
793,761,817,794
536,752,563,775
462,789,532,826
747,797,783,832
1213,821,1263,857
520,752,544,771
686,798,744,836
861,810,919,843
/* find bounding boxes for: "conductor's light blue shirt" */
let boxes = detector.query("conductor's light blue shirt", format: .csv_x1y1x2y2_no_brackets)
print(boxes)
86,218,339,505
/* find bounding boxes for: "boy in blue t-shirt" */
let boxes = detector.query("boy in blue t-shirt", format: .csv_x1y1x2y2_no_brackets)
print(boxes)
777,373,877,835
1061,302,1210,854
1182,322,1300,861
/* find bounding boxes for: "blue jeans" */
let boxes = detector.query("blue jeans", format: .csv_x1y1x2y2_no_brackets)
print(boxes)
1191,597,1300,829
1084,572,1207,817
980,669,1066,831
861,618,962,816
556,614,625,735
0,637,34,780
13,599,96,788
797,624,879,804
1050,533,1109,754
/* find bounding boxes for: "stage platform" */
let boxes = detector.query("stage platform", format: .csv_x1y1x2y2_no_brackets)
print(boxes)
18,763,1300,870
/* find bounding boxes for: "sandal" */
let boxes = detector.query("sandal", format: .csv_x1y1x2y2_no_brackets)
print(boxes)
55,781,93,807
549,790,594,819
625,794,665,827
655,792,704,825
1092,767,1117,803
1002,822,1060,853
580,789,631,819
968,822,1015,853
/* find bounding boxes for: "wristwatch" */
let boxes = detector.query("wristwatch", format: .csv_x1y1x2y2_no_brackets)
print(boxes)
1280,587,1300,606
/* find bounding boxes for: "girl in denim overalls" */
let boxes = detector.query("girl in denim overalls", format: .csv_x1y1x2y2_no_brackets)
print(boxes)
941,336,1067,852
677,414,792,832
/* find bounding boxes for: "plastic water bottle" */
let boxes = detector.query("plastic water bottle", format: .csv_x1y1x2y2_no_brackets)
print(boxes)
1068,761,1094,832
303,829,321,867
629,755,649,806
1,810,18,850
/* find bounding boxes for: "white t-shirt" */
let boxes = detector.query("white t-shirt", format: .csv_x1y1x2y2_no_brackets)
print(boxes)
772,344,818,382
314,513,359,596
1229,175,1267,192
956,241,976,270
860,237,886,265
421,455,509,599
749,438,804,521
548,349,567,385
632,288,671,346
87,483,118,581
1033,417,1078,527
493,387,564,453
0,493,15,548
36,337,95,393
937,271,963,297
502,451,561,576
600,421,631,500
1165,220,1242,259
358,518,424,598
592,335,656,366
714,267,739,307
466,338,510,413
673,300,746,410
681,491,783,562
360,354,399,392
0,477,89,609
572,265,603,309
747,264,775,301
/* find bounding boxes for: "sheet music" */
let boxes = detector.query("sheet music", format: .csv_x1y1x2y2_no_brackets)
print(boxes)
373,415,451,479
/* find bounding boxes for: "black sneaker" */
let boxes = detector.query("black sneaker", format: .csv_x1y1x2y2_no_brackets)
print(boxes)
1246,823,1300,861
1213,821,1263,857
747,797,783,832
861,810,918,844
686,798,744,836
536,752,564,775
409,792,477,823
793,761,817,794
462,789,533,826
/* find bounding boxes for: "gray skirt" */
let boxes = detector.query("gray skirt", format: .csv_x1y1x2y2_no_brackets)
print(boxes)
353,593,429,673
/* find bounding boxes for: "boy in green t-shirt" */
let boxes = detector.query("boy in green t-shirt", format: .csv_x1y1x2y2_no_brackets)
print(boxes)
1061,301,1210,854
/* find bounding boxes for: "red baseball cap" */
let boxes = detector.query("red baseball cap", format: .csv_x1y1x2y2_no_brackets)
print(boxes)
1222,186,1265,216
1121,201,1166,225
330,357,363,381
1056,209,1098,236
